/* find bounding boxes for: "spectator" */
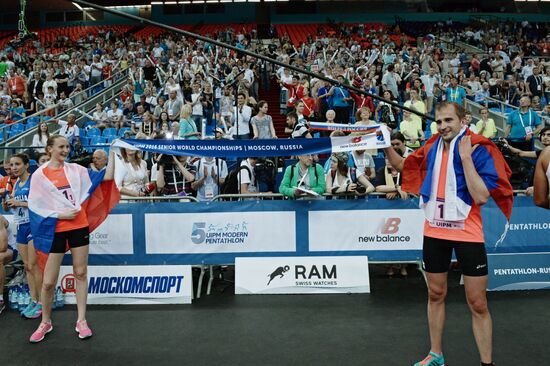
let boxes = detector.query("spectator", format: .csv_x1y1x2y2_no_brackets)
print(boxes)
400,110,425,149
231,92,252,139
57,92,73,114
381,64,400,102
21,92,35,116
28,72,44,99
375,90,399,129
504,95,543,150
117,148,149,198
166,90,183,122
237,157,258,194
326,152,373,196
404,88,426,130
251,100,276,139
9,100,25,122
191,156,228,201
155,154,196,196
328,75,352,123
287,111,311,139
135,94,151,113
279,154,325,199
37,153,49,166
6,69,26,99
178,104,201,140
476,108,497,139
55,114,80,146
130,105,146,136
445,77,467,107
189,83,204,132
107,100,124,130
90,150,108,171
390,131,414,157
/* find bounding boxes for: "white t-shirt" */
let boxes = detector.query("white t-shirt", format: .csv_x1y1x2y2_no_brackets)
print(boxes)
91,62,103,77
107,109,123,122
194,158,228,201
237,159,256,192
350,151,375,178
32,134,48,152
191,93,203,116
58,120,80,144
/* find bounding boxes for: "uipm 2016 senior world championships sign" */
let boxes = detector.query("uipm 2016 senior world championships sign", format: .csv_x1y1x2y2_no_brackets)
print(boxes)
113,124,391,158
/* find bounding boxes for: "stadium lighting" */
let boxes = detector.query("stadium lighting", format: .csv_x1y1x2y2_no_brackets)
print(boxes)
165,1,178,3
151,1,163,4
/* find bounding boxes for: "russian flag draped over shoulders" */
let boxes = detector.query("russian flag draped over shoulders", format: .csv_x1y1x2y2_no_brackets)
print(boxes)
402,129,513,220
28,163,120,256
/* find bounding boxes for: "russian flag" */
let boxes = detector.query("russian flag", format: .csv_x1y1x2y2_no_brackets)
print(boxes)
28,163,120,270
402,129,513,220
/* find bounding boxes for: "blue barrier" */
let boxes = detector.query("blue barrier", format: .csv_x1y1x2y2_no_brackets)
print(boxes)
66,196,545,266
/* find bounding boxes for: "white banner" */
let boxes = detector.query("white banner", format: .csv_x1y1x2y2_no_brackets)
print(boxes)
4,214,133,255
57,265,193,304
309,209,424,251
235,256,370,294
145,211,296,254
330,127,390,152
89,214,134,255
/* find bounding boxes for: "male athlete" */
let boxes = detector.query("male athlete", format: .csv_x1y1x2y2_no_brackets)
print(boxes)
533,146,550,209
384,101,513,366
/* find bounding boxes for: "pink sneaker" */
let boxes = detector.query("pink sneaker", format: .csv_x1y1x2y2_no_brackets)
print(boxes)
75,320,93,339
29,322,53,343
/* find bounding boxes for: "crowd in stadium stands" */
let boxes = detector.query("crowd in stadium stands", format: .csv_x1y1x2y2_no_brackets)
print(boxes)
0,20,549,200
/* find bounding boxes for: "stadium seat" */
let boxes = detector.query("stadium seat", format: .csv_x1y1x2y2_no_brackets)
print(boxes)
8,124,25,138
118,127,131,137
102,127,117,137
86,128,101,137
26,121,38,130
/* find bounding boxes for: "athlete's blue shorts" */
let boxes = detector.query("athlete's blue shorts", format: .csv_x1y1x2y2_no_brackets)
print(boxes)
16,223,33,245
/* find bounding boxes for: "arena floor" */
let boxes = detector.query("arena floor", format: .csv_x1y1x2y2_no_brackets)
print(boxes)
1,267,548,366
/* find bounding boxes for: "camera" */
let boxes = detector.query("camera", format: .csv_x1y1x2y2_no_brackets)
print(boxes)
157,154,174,168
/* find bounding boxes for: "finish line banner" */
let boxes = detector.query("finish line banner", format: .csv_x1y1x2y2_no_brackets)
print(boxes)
115,128,389,158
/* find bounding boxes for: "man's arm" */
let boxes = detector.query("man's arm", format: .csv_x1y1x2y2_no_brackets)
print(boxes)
458,136,490,205
503,123,511,139
534,146,550,208
383,146,405,172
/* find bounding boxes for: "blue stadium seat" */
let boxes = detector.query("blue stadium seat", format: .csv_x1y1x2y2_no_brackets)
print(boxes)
104,136,117,144
118,127,131,137
86,128,101,137
86,136,106,153
26,121,39,130
8,124,25,138
102,127,117,137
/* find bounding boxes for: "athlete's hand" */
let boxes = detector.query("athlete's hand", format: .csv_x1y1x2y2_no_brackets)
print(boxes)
59,209,80,220
458,135,478,160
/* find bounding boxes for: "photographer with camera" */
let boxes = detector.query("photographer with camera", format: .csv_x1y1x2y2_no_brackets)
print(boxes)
154,153,196,197
502,127,550,196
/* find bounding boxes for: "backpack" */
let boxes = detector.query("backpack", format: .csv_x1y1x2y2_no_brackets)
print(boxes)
221,164,253,194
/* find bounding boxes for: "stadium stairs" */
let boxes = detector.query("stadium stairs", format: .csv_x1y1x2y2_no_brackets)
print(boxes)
258,78,289,138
